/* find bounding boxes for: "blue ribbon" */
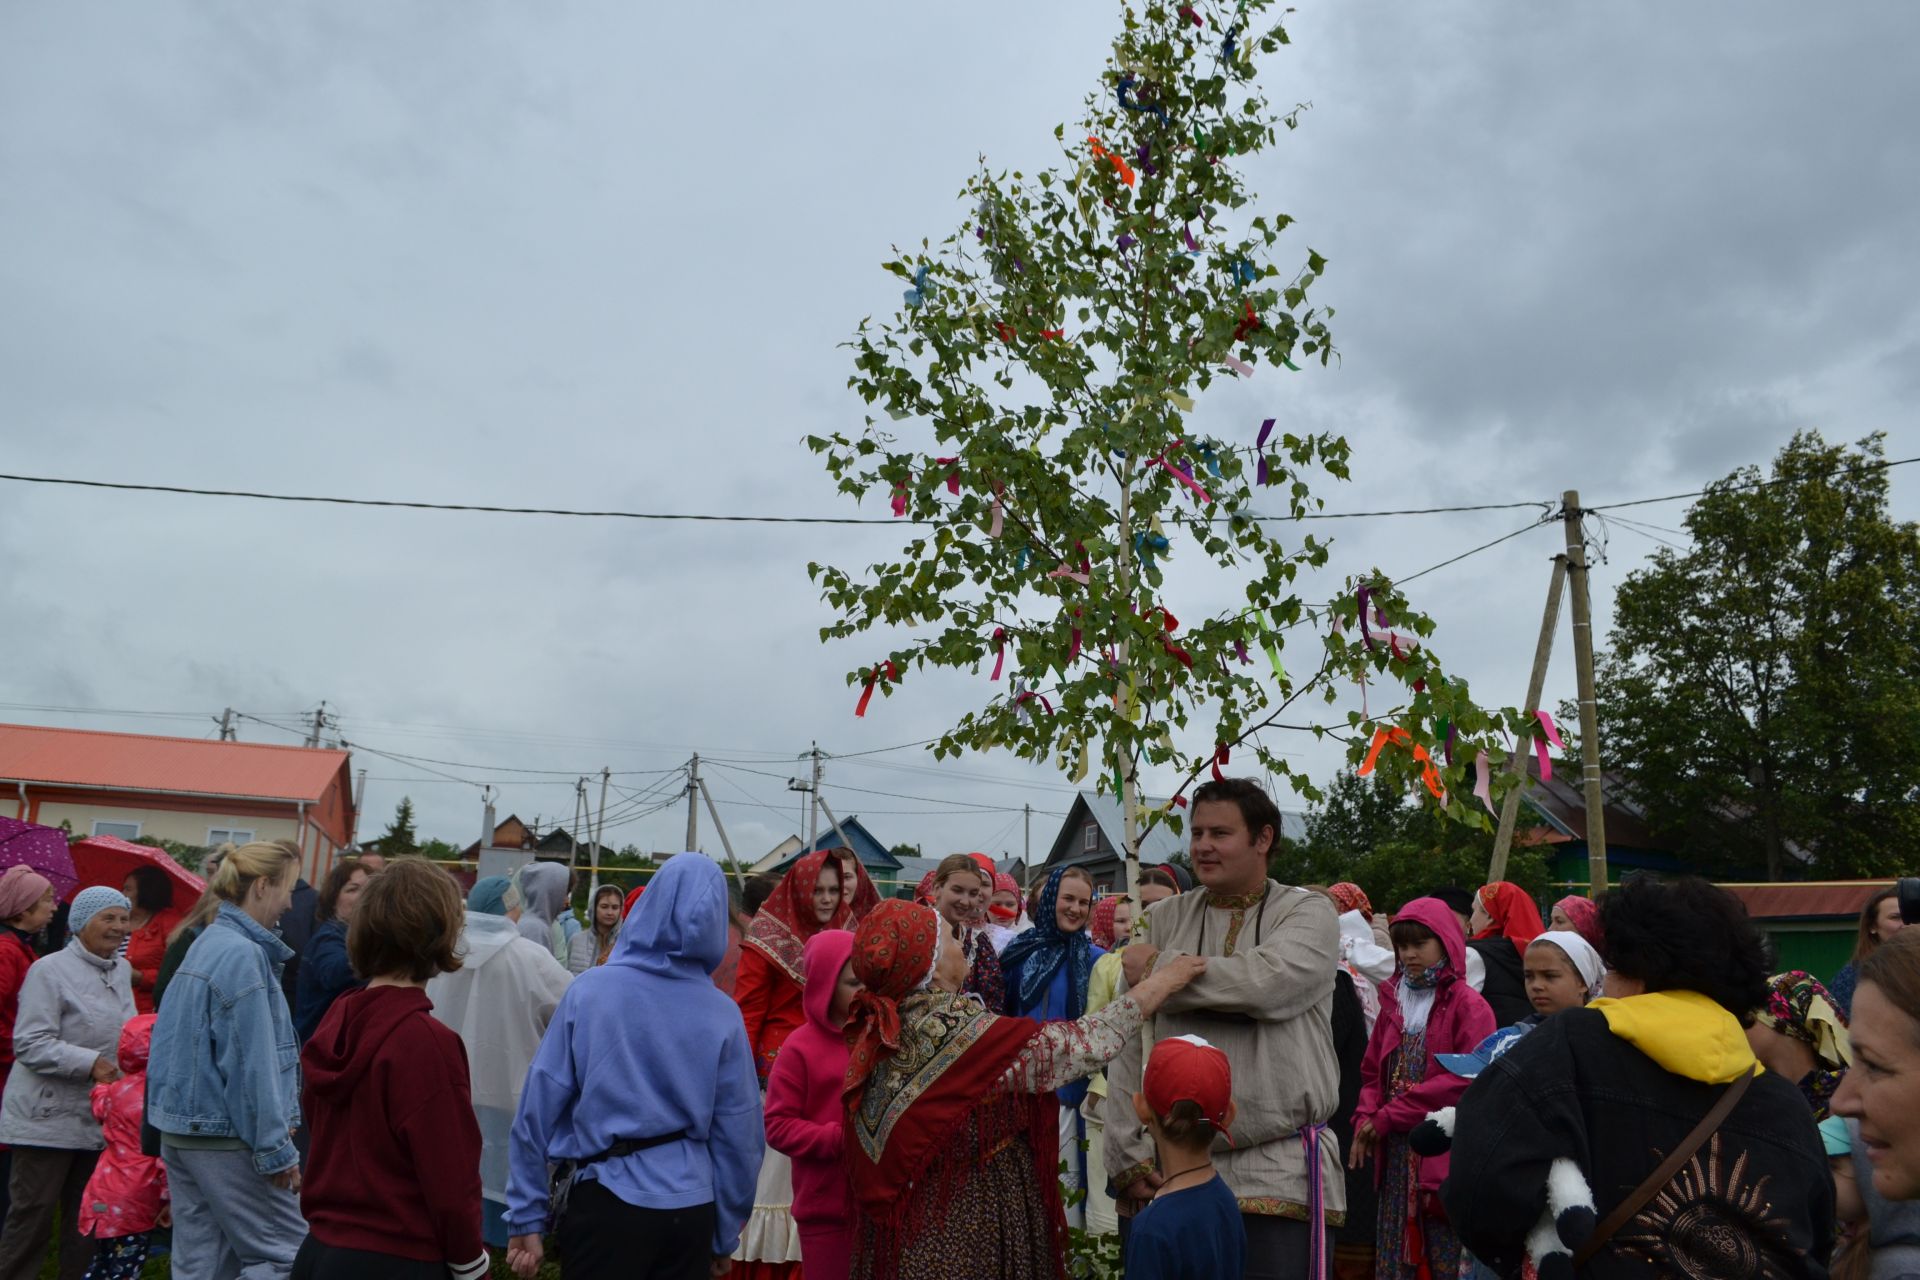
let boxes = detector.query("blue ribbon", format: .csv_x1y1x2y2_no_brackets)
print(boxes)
904,264,931,309
1117,74,1169,126
1133,530,1170,567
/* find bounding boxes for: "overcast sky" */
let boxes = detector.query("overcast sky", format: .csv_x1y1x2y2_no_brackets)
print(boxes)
3,2,1915,876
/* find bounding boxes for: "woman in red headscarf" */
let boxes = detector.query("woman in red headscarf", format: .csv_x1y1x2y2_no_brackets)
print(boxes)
1547,894,1602,951
734,850,880,1280
843,901,1205,1280
1466,881,1545,1027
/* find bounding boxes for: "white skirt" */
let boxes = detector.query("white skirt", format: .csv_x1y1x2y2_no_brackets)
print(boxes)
734,1144,805,1263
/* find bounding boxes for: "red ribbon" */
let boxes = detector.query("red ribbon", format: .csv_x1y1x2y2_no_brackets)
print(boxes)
1068,610,1083,664
1211,744,1231,782
1013,688,1054,719
1151,442,1213,505
1232,300,1262,342
995,321,1015,343
890,479,908,518
855,660,898,717
1039,329,1065,341
935,457,961,495
990,628,1007,681
1178,4,1204,26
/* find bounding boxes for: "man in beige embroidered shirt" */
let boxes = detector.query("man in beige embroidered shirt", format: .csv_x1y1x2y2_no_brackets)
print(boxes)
1105,777,1342,1280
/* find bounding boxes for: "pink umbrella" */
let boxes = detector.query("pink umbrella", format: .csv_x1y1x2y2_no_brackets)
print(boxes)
0,816,79,899
68,835,203,907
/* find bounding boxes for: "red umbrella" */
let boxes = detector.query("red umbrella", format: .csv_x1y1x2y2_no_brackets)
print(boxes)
0,817,79,899
68,835,204,908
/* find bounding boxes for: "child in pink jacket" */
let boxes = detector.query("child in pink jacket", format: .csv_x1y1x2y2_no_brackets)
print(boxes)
1351,897,1495,1280
79,1014,167,1280
764,928,859,1280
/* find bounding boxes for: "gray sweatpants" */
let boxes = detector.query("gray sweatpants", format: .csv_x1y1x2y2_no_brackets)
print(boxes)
163,1144,307,1280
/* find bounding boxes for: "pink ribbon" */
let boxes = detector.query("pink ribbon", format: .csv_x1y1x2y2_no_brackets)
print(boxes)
1534,710,1565,781
890,478,908,518
1048,544,1093,585
1223,354,1254,378
1473,751,1495,815
1013,687,1054,721
935,457,960,496
990,628,1007,681
1153,441,1213,504
988,484,1004,539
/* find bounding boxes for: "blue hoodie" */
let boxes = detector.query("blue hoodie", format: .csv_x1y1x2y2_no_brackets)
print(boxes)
505,854,763,1254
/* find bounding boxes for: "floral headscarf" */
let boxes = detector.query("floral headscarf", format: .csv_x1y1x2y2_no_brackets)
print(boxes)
844,900,945,1102
915,869,939,906
1089,895,1131,950
1551,895,1603,950
744,848,881,983
1475,881,1545,957
999,867,1097,1018
1761,970,1852,1120
1329,882,1374,922
989,871,1023,923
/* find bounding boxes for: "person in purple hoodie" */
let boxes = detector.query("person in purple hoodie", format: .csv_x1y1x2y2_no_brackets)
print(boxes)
504,855,764,1280
1348,896,1495,1280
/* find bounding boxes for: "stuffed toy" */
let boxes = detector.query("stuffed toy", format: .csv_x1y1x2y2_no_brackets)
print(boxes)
1411,1028,1597,1280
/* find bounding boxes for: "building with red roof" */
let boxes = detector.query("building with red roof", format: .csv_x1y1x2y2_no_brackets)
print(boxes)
0,722,355,883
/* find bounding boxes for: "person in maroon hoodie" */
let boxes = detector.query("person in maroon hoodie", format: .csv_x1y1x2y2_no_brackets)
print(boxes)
295,860,487,1280
763,928,860,1280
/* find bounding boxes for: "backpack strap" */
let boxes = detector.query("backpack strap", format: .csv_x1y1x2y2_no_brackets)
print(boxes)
1573,1064,1757,1268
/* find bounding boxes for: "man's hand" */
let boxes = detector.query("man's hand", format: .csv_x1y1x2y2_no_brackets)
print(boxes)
1116,1168,1165,1216
268,1165,302,1192
507,1235,544,1279
1120,943,1160,988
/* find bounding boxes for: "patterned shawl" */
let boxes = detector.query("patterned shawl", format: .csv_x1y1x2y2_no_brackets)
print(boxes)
744,848,881,983
1474,881,1545,957
1329,882,1374,922
1552,894,1603,950
843,902,1048,1225
1762,970,1852,1120
999,867,1096,1019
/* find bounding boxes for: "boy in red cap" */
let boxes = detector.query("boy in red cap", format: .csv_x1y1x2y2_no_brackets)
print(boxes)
1126,1034,1247,1280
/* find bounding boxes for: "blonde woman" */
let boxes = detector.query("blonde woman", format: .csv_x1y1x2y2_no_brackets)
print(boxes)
148,840,307,1280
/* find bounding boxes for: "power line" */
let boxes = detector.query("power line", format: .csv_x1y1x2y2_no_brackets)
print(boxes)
1394,514,1556,586
1582,453,1920,513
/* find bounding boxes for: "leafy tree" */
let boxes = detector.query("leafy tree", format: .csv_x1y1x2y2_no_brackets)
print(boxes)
376,797,420,858
132,834,213,873
417,838,462,863
1578,431,1920,879
890,842,925,859
812,0,1525,888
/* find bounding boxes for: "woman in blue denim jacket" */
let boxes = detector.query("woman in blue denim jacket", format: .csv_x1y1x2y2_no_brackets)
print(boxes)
149,840,307,1280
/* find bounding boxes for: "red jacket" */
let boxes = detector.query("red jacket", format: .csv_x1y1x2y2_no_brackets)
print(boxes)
125,909,183,1016
0,928,37,1082
301,986,484,1267
81,1014,166,1238
763,929,855,1229
1356,897,1496,1196
733,947,805,1081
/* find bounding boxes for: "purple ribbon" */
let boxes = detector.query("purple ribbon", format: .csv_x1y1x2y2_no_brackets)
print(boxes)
1301,1122,1328,1279
1183,223,1200,252
1256,417,1276,485
1356,586,1376,652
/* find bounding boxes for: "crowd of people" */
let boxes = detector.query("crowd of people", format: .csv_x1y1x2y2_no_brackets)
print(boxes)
0,783,1917,1280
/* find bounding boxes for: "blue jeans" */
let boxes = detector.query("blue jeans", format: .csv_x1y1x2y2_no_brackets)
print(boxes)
164,1145,306,1280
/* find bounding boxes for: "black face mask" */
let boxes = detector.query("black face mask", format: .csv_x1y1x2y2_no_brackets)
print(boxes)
1900,878,1920,927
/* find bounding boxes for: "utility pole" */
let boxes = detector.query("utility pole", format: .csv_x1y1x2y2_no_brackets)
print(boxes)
1023,803,1032,892
815,792,856,859
808,744,822,853
594,767,610,865
1487,556,1568,883
304,701,329,749
685,754,702,852
569,778,587,874
348,769,368,849
698,778,738,865
1563,491,1610,896
217,708,236,742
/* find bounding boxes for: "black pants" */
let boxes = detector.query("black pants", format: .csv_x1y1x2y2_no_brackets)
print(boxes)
559,1180,714,1280
292,1237,446,1280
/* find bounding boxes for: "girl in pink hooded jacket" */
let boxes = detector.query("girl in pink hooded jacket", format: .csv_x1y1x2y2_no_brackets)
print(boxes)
78,1013,167,1280
763,928,859,1280
1350,897,1495,1280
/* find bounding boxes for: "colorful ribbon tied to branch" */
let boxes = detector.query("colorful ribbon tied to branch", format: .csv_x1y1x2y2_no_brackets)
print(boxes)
1013,685,1054,722
1533,709,1566,781
1116,74,1169,125
903,264,931,309
1232,300,1262,342
855,660,897,718
890,477,909,518
1087,136,1137,187
1183,223,1201,253
934,457,961,495
1472,750,1495,815
1136,143,1157,179
1223,354,1254,378
1068,611,1083,664
1196,442,1222,477
988,484,1004,539
989,627,1007,681
1154,607,1194,669
1047,544,1093,586
1177,4,1204,27
1231,259,1257,287
1211,744,1231,782
1256,417,1276,485
1223,23,1239,62
1358,727,1445,800
1134,529,1170,567
1234,638,1250,664
1152,441,1213,505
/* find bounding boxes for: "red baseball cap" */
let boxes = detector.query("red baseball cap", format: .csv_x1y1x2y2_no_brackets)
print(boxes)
1143,1034,1234,1143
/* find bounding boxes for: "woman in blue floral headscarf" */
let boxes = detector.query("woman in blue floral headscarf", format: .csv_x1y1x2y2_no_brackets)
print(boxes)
997,865,1102,1228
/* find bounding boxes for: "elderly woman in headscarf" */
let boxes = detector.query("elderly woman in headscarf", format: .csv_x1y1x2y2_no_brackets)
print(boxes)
1749,970,1853,1122
844,900,1205,1280
425,875,573,1251
733,850,880,1280
999,867,1103,1227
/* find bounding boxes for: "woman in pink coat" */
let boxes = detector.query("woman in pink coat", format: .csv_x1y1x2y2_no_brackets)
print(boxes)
763,929,860,1280
1349,897,1495,1280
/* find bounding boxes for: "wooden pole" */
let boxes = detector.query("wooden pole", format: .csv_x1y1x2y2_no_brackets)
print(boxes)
1488,555,1568,883
1562,491,1610,896
1116,465,1140,894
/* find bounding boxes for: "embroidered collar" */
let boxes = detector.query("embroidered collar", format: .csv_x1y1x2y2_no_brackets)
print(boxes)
1204,887,1268,910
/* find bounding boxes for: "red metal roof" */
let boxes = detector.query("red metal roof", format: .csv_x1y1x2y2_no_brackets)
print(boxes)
0,722,349,804
1719,882,1893,921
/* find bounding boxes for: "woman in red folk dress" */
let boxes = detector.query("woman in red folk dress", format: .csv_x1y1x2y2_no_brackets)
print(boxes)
843,900,1205,1280
733,849,880,1280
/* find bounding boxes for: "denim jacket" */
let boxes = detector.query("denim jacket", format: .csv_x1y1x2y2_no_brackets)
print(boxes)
148,903,302,1174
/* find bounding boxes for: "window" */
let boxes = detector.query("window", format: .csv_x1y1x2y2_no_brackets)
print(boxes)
207,827,255,848
91,820,141,840
1083,823,1099,851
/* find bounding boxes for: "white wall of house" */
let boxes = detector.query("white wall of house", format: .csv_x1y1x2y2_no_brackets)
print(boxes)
32,799,300,851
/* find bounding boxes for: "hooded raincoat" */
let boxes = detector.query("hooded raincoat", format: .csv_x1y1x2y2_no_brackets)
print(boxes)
514,863,577,961
78,1013,164,1240
425,910,573,1220
763,930,856,1234
505,855,765,1257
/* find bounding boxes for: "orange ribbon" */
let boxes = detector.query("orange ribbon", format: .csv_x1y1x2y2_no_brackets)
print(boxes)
1357,727,1444,799
1087,136,1137,187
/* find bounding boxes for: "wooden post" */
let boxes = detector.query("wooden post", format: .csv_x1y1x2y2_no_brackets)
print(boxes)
1488,555,1568,883
1562,491,1610,897
1116,465,1140,894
